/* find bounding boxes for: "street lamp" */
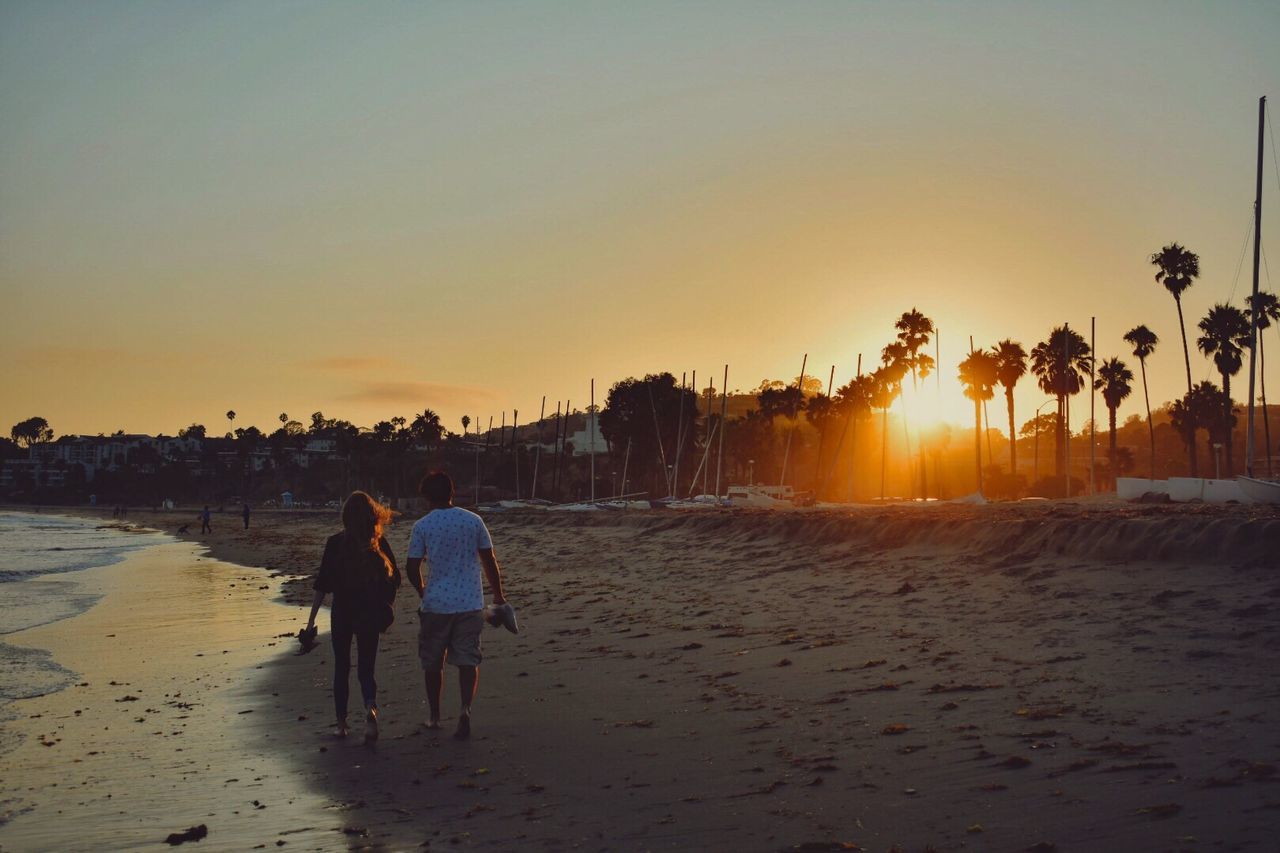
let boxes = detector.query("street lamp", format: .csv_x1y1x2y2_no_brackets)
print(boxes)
1032,399,1056,489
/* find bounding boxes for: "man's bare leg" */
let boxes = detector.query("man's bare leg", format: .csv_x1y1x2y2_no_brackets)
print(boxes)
424,667,443,729
454,666,478,740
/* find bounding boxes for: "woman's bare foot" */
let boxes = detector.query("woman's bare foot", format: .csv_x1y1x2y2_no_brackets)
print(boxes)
364,707,379,744
335,719,349,738
422,719,441,731
453,712,471,741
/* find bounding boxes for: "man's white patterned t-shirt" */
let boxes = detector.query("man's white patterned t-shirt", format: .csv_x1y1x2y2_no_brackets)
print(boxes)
407,507,493,614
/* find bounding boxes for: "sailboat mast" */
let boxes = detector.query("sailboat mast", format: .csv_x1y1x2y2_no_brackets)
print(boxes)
590,380,596,503
715,364,728,499
1246,95,1266,478
531,396,546,500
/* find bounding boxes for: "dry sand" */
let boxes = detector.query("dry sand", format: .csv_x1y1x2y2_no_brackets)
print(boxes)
1,501,1278,852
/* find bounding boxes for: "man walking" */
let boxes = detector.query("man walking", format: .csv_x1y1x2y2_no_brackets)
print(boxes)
406,471,507,740
200,505,213,535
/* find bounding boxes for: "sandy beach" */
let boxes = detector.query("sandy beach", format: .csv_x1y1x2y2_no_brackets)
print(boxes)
1,501,1278,852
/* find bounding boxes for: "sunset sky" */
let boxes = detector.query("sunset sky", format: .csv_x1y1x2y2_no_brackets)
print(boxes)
2,2,1279,439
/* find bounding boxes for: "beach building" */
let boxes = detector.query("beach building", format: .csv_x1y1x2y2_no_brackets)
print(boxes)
566,421,607,456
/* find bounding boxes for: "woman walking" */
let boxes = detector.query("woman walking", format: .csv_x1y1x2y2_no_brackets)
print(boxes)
304,491,401,741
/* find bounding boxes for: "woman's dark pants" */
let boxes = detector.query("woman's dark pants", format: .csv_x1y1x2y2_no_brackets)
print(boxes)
331,619,379,721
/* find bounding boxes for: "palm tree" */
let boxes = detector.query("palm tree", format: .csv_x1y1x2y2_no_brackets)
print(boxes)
411,409,444,451
1245,291,1279,475
226,410,236,441
279,412,288,426
1029,326,1092,480
992,340,1028,478
1123,325,1159,479
461,415,471,437
895,309,935,495
894,309,936,386
1094,357,1134,489
1196,303,1250,476
1151,242,1201,396
958,349,999,495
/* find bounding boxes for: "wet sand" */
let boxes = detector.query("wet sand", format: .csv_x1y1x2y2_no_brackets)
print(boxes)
2,502,1278,851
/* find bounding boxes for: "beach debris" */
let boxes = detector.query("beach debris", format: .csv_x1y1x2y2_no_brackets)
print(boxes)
115,695,140,702
881,724,910,735
1135,803,1182,818
966,824,984,833
998,756,1031,769
164,824,208,845
613,719,655,728
893,581,916,595
776,658,793,667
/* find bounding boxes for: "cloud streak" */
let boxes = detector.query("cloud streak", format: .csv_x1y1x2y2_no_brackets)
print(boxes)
335,380,496,408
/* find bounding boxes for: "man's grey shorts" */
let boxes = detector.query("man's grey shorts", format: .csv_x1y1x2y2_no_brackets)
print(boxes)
418,610,484,669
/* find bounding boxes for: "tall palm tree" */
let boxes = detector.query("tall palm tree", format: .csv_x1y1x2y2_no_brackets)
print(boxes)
1151,242,1201,396
1094,357,1134,489
958,349,999,495
1245,291,1279,475
894,309,935,386
226,410,236,440
461,415,471,437
1123,325,1159,479
993,340,1028,478
1029,326,1092,480
1196,303,1250,476
279,412,288,426
896,309,935,496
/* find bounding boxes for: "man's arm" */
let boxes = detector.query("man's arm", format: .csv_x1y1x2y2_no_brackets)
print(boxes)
406,557,425,598
479,548,505,605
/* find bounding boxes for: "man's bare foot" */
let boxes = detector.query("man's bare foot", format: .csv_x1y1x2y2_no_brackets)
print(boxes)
453,713,471,741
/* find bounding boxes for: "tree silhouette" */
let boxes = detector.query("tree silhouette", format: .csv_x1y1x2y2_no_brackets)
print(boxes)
827,373,874,500
1029,326,1092,479
461,415,471,437
226,410,236,436
1123,325,1160,479
1094,357,1134,489
599,373,697,495
958,349,999,494
10,416,54,449
1151,242,1201,397
1196,303,1250,476
411,409,444,450
279,413,288,426
868,365,900,500
1245,290,1279,475
992,340,1028,477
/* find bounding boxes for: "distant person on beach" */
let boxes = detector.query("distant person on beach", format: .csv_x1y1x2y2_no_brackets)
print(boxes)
305,491,402,741
406,470,507,740
200,506,212,534
242,502,251,530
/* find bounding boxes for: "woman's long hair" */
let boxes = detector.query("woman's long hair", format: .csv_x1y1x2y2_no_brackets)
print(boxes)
341,491,394,579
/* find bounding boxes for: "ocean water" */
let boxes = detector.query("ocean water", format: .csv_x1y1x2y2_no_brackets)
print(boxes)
0,512,158,725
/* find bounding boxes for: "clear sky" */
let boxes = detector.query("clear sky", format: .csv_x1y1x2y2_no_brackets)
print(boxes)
2,1,1279,438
